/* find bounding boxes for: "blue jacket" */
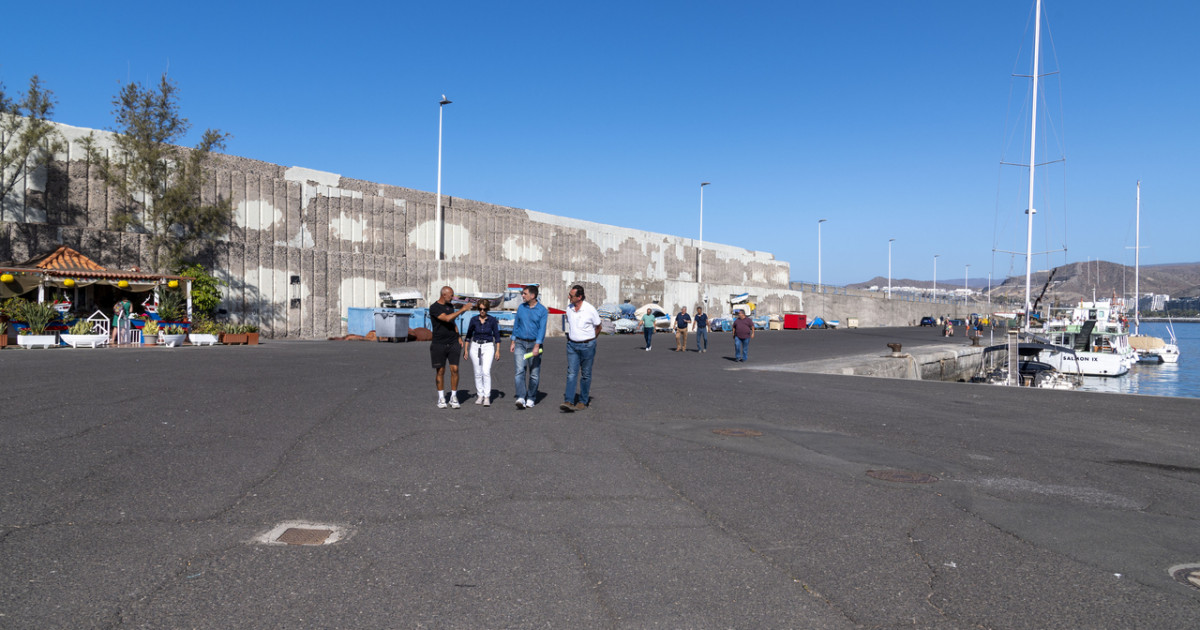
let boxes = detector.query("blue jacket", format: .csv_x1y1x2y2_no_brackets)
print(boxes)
513,301,548,344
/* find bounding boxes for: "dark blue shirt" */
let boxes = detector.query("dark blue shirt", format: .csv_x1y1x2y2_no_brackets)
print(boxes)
466,315,500,343
695,313,708,329
675,312,692,329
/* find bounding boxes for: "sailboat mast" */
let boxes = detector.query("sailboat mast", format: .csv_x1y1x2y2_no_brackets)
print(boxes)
1134,180,1141,333
1023,0,1042,332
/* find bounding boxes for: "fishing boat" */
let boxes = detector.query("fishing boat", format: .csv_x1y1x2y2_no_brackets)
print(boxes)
1036,299,1136,377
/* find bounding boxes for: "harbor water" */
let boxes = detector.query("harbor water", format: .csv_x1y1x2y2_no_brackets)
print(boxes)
1077,321,1200,399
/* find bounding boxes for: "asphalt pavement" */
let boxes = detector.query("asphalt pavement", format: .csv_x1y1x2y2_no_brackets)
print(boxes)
2,326,1199,628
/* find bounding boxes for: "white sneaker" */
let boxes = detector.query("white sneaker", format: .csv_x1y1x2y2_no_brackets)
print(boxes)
475,395,484,405
515,398,526,410
437,394,447,409
524,399,535,409
449,394,461,409
483,397,491,407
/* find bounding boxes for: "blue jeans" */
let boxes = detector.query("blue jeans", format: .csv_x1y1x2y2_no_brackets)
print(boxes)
564,339,597,405
695,328,708,351
513,338,541,401
734,336,749,362
643,327,654,349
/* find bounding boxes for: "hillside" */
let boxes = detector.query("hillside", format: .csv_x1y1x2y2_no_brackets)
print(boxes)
846,261,1200,302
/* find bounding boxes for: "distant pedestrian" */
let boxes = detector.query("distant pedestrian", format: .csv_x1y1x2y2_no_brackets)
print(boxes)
463,301,501,406
674,306,691,351
430,286,473,409
732,309,754,362
561,284,601,412
641,308,657,351
510,285,548,409
694,306,709,352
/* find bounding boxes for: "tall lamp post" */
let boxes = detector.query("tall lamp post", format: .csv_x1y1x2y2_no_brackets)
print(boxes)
817,219,827,292
887,238,895,299
933,254,940,302
699,182,710,301
435,95,452,264
964,264,971,305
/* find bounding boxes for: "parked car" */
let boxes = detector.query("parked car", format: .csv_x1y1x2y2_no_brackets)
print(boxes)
919,316,936,327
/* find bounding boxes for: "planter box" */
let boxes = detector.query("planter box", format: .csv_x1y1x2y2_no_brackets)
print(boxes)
246,332,259,345
189,333,219,346
61,334,109,349
223,333,248,345
17,334,58,349
160,333,186,347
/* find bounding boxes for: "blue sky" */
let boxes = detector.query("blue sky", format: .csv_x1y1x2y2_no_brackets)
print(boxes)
3,1,1197,286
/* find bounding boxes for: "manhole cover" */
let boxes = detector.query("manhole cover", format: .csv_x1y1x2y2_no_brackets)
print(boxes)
866,469,939,484
276,527,332,546
255,521,348,546
712,428,763,437
1169,564,1200,589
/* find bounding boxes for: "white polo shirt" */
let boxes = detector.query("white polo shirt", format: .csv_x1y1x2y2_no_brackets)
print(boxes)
564,300,602,342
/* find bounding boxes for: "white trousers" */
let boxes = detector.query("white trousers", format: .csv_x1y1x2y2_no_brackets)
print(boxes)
469,342,495,397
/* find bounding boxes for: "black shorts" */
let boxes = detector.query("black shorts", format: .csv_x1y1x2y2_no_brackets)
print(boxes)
430,339,462,369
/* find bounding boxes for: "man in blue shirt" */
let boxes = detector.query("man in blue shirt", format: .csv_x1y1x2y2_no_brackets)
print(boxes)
509,285,548,409
694,306,709,352
674,306,691,352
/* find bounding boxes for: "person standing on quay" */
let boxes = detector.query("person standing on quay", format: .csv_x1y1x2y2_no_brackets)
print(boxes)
561,284,601,412
674,306,691,352
731,308,754,362
430,286,472,408
463,301,501,406
694,306,709,352
510,285,547,409
641,308,657,351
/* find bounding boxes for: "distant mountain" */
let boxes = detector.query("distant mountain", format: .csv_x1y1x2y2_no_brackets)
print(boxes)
842,261,1200,300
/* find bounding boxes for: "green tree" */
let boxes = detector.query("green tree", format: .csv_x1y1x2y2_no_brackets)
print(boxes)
174,263,224,318
0,75,66,203
84,74,232,272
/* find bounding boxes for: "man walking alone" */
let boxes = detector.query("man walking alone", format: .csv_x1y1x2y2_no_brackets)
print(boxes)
561,284,601,412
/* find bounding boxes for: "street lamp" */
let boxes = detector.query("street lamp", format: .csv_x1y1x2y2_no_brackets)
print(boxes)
964,264,971,305
435,95,452,263
887,238,895,299
933,254,940,301
817,219,827,291
699,182,710,293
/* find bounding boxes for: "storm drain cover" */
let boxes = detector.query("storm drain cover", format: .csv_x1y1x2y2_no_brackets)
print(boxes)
712,428,763,437
255,521,348,546
1169,564,1200,589
866,469,939,484
277,527,332,545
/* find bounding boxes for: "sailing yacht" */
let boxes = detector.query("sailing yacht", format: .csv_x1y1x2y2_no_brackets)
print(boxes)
1126,181,1182,364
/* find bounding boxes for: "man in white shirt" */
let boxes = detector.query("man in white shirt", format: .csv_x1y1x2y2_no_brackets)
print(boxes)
561,284,602,412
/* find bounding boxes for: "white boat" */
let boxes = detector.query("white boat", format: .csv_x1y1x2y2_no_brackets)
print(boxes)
1128,182,1181,365
971,337,1081,390
1036,300,1136,377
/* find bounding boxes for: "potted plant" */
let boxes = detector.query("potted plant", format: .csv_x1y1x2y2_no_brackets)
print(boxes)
188,317,220,346
160,325,187,347
141,319,160,345
1,297,25,347
16,301,60,349
0,320,9,349
222,323,247,345
244,324,260,345
61,319,109,348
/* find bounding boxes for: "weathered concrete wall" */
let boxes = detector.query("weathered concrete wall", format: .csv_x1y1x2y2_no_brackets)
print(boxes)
801,289,983,328
2,122,800,337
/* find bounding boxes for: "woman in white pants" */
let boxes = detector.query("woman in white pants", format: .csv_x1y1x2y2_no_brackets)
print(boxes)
463,302,502,405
